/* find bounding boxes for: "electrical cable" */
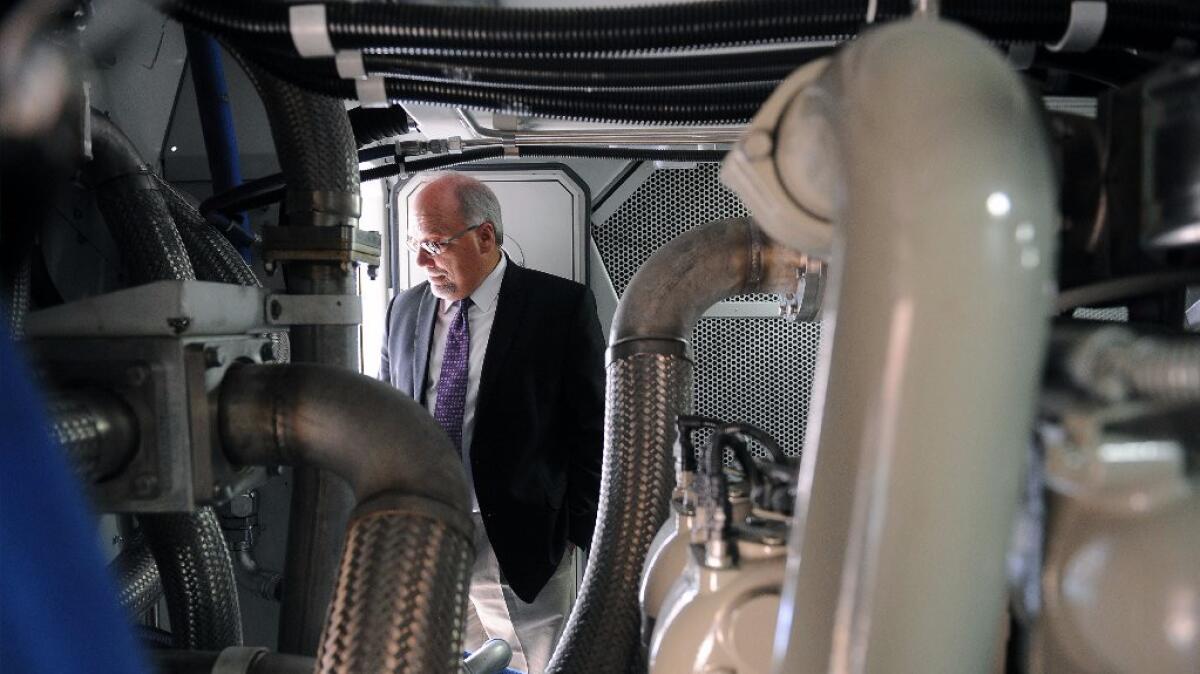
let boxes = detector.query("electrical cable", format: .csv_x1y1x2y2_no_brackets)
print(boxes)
1056,270,1200,312
205,144,729,216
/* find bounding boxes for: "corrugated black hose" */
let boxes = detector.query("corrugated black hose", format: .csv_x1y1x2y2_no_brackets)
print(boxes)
169,0,1197,57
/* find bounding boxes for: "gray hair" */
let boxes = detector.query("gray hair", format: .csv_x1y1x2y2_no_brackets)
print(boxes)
454,177,504,245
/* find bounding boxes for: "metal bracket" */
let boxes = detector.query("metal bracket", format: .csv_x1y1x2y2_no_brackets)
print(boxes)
778,258,825,322
262,225,382,271
265,294,362,326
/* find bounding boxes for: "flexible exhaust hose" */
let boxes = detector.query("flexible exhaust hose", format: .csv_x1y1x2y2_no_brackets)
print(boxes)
84,111,244,650
227,46,364,656
218,363,474,673
1,245,31,339
547,217,808,673
84,111,195,284
110,531,165,620
139,508,244,650
46,387,140,484
168,0,1197,56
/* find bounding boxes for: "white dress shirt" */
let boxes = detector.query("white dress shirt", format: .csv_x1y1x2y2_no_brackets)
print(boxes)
424,254,507,509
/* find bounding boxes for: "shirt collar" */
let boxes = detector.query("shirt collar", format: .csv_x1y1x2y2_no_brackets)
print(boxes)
439,253,507,315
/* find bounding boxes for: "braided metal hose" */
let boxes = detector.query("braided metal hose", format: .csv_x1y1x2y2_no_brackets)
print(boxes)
109,531,164,620
46,387,139,484
2,248,31,339
140,508,243,650
547,217,808,673
86,111,195,284
218,363,473,672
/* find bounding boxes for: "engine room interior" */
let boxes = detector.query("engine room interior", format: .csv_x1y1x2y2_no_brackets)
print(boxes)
1,1,1198,673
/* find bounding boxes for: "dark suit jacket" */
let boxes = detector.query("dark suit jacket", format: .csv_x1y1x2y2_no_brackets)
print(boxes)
380,260,605,603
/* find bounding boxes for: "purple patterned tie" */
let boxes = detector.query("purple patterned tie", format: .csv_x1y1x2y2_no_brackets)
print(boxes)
433,298,471,451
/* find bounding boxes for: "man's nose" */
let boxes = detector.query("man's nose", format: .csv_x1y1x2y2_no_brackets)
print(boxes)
416,248,435,269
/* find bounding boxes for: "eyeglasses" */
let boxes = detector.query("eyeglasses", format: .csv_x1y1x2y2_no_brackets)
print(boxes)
405,223,483,257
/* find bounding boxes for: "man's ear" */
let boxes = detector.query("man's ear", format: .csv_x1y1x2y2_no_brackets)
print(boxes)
478,221,497,252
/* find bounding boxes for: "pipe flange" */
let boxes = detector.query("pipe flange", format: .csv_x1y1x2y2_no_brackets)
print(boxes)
213,646,268,674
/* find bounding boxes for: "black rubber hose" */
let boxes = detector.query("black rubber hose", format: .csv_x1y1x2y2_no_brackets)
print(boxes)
200,145,392,218
245,65,773,124
348,106,410,146
211,145,726,216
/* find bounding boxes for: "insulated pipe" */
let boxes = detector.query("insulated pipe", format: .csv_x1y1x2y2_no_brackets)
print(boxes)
771,21,1057,673
547,217,808,674
218,363,473,673
228,49,362,656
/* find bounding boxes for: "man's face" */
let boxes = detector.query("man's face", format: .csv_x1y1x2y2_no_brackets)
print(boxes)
411,184,498,301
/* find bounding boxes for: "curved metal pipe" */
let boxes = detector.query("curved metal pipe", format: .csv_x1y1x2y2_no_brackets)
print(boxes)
771,21,1057,673
46,387,139,484
218,363,473,673
227,47,362,655
548,216,807,673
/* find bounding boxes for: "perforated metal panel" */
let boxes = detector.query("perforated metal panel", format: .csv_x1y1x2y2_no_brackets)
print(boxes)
593,163,820,459
692,318,820,459
593,163,772,302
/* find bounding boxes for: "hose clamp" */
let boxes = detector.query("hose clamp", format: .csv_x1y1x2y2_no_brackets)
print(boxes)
778,257,825,322
355,77,390,109
335,50,367,80
606,337,689,365
288,5,335,58
212,646,268,674
1048,1,1107,53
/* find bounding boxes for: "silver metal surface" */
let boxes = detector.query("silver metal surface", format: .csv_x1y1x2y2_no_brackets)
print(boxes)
462,638,513,674
265,293,363,326
25,281,270,337
458,108,743,146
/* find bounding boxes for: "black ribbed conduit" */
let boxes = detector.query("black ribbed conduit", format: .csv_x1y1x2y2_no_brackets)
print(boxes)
205,146,728,217
348,106,410,147
170,0,1196,57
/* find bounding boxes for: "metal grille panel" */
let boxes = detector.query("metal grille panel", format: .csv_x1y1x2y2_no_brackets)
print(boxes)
692,318,819,459
593,163,771,302
594,163,821,461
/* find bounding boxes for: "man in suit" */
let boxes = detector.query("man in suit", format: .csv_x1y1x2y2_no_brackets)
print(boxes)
379,172,604,674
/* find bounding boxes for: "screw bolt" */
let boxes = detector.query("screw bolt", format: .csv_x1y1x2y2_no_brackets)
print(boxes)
131,474,159,497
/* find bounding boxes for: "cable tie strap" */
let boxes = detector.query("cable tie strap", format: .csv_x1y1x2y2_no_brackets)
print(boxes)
1048,1,1107,53
355,77,389,108
335,50,367,79
289,4,335,58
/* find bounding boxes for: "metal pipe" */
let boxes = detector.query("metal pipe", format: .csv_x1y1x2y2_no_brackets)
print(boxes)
457,108,743,146
153,648,315,674
228,48,363,656
547,216,808,674
109,530,164,619
770,20,1057,673
46,387,139,484
218,363,473,672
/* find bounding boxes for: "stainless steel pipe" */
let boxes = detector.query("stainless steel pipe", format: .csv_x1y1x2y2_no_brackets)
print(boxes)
218,363,473,673
547,217,808,674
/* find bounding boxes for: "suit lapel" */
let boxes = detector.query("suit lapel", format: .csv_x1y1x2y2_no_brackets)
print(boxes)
412,287,438,404
477,262,527,420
